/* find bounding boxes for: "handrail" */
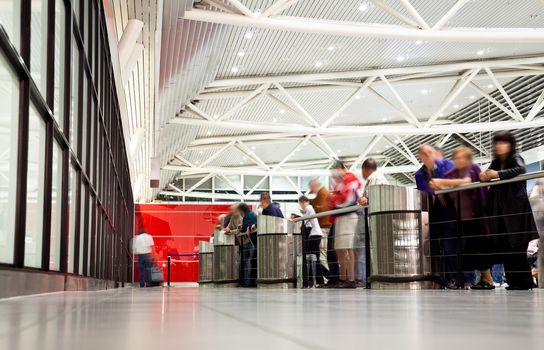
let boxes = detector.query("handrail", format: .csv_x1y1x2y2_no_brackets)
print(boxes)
434,170,544,195
291,204,365,222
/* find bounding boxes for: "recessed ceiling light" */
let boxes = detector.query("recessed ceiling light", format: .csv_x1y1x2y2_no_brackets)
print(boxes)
359,3,368,11
476,50,484,56
382,117,388,121
376,150,381,153
385,145,390,149
231,66,239,73
469,95,475,100
355,95,361,99
213,114,219,119
195,161,200,164
337,149,341,153
254,10,261,17
394,140,400,144
279,109,286,114
199,151,203,154
251,146,256,150
487,84,494,89
237,51,245,57
207,131,212,135
396,56,405,62
315,61,323,68
239,161,244,165
453,104,460,109
438,113,444,117
273,118,278,123
421,89,428,95
415,40,423,45
243,157,247,160
244,32,253,39
327,45,336,51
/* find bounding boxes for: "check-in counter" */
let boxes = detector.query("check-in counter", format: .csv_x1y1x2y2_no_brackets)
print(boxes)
368,185,431,289
212,229,239,287
198,241,214,286
257,216,298,288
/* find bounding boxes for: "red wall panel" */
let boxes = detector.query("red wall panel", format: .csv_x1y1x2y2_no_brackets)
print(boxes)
134,204,231,283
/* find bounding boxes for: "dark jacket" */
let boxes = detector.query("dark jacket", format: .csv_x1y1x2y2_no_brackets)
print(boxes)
486,153,538,247
262,203,284,218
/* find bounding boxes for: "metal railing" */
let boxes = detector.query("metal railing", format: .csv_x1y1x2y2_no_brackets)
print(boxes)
291,204,366,222
435,170,544,194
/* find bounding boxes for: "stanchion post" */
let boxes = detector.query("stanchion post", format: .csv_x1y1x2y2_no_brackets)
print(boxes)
167,255,171,287
364,207,371,289
455,191,464,287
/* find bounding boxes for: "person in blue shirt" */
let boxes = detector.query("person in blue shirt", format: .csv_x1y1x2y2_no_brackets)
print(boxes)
415,144,454,194
415,144,457,288
259,192,284,218
238,202,258,287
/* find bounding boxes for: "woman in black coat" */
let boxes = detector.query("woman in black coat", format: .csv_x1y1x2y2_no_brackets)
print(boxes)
479,131,538,290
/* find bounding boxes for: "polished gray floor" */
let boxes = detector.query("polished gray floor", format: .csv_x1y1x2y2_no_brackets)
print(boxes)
1,287,543,350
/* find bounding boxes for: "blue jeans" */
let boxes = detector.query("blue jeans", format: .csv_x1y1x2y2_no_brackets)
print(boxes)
354,248,366,284
137,253,152,288
242,241,256,286
492,264,505,284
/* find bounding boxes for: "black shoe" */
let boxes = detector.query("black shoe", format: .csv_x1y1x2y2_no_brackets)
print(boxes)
471,281,495,290
505,285,533,291
322,280,339,289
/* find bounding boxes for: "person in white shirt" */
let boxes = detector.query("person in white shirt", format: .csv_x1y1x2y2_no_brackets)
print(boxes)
133,229,155,288
299,196,324,288
356,158,389,287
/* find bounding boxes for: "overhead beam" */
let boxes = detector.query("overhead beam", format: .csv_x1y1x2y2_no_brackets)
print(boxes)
182,9,544,44
398,0,430,29
431,0,470,30
526,89,544,121
369,0,419,27
171,116,544,137
197,69,544,99
163,164,420,177
205,56,544,87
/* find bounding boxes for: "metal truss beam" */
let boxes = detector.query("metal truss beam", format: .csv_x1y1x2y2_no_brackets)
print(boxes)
183,9,544,44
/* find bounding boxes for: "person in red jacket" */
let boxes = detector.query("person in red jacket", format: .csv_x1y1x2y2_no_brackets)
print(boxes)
330,160,362,288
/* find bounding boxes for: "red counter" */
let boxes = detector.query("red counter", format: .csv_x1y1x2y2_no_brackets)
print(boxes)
134,203,232,283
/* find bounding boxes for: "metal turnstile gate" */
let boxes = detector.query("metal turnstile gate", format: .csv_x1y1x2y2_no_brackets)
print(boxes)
198,241,214,286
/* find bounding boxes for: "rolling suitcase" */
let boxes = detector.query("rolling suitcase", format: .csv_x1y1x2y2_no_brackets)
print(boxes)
146,264,164,287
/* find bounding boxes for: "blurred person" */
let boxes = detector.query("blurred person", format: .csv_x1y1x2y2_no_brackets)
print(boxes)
480,131,539,290
430,147,494,289
529,178,544,286
260,192,284,218
330,160,362,288
356,158,389,287
299,196,324,287
434,146,445,160
224,204,243,245
238,203,258,287
133,229,155,288
416,144,455,287
309,178,334,282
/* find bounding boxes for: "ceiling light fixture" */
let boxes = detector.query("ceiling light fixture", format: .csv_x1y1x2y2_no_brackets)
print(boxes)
273,118,278,123
469,95,475,100
359,3,368,11
415,40,423,45
207,131,212,135
453,104,460,109
396,56,405,62
355,95,361,99
231,66,239,73
279,109,285,114
327,45,336,51
421,89,428,95
315,61,323,68
237,51,245,57
476,50,484,56
487,84,494,89
213,114,219,119
244,32,253,39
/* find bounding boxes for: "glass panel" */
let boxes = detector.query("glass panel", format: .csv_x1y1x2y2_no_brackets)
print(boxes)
49,141,62,270
73,0,80,28
81,75,88,168
89,98,94,181
24,104,46,268
67,164,77,273
87,195,93,276
0,0,21,51
53,0,66,127
70,34,79,148
30,0,48,97
0,52,19,264
79,182,86,274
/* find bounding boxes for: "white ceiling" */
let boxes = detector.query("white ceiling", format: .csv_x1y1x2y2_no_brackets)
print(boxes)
110,0,544,201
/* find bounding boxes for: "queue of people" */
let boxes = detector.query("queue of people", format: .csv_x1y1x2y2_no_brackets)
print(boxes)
207,130,541,290
420,131,540,290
